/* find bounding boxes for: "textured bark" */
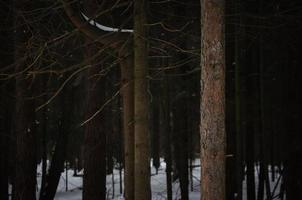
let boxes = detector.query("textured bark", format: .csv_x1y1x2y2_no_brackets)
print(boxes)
200,0,226,200
119,47,135,200
133,0,151,199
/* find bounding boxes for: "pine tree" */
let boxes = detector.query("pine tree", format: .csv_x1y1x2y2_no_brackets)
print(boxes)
200,0,226,199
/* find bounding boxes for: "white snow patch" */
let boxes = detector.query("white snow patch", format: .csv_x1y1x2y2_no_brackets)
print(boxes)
81,13,133,33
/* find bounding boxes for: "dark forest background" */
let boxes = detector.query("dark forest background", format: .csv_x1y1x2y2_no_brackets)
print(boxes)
1,0,302,200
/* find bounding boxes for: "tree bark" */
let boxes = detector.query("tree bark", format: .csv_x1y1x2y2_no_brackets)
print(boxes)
82,40,107,200
133,0,151,199
119,47,135,200
200,0,226,200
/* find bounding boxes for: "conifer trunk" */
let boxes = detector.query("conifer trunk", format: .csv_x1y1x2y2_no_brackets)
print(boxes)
200,0,226,199
119,47,135,200
133,0,151,199
0,0,13,198
82,41,107,200
14,1,38,199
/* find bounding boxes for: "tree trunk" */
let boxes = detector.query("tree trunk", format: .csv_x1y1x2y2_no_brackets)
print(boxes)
200,0,226,200
234,0,244,198
151,91,160,174
82,40,107,200
14,1,38,199
161,72,173,200
14,35,37,200
172,91,189,200
119,47,135,200
40,91,71,200
39,94,48,199
0,0,14,199
133,0,151,199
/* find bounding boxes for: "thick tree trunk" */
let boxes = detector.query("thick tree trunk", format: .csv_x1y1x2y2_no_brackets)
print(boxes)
14,1,38,199
14,48,37,200
82,41,107,200
200,0,226,200
14,79,37,200
133,0,151,199
40,91,71,200
119,47,135,200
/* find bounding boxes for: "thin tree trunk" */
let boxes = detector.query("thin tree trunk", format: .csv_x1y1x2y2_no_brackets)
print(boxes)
245,46,256,200
134,0,151,199
245,70,256,200
234,0,244,198
161,72,173,200
151,97,160,174
0,1,13,199
200,0,226,200
0,106,10,200
39,106,48,199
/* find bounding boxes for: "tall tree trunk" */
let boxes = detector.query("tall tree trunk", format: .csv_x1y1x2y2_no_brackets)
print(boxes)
0,0,14,199
161,71,173,200
151,96,160,174
119,47,135,200
133,0,151,199
200,0,226,200
82,40,107,200
172,90,189,200
14,35,37,200
40,91,71,200
14,1,38,199
0,96,10,200
234,0,244,198
245,62,256,200
39,92,48,199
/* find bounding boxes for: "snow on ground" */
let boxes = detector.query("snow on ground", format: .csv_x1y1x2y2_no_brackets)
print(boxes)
9,159,283,199
36,159,201,200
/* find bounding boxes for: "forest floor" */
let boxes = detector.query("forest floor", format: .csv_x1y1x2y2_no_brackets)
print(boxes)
13,159,283,200
37,159,200,200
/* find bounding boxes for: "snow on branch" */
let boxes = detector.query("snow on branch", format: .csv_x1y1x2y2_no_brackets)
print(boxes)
81,12,133,33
